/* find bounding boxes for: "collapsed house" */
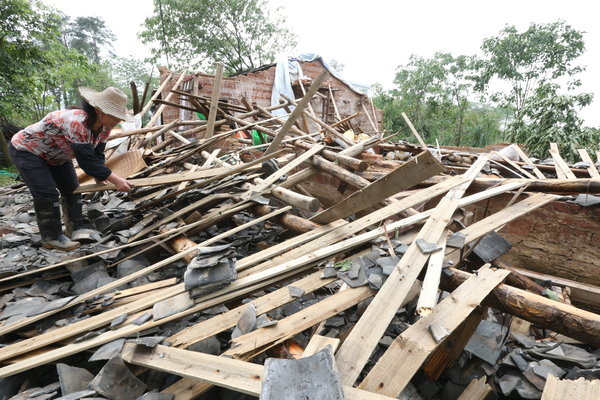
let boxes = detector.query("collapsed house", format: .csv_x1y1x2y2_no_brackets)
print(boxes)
0,63,599,400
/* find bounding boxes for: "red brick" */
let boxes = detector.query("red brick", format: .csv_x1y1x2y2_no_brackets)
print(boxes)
500,218,532,235
552,201,581,214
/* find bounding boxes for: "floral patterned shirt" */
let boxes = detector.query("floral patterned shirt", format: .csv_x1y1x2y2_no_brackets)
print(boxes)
11,109,111,166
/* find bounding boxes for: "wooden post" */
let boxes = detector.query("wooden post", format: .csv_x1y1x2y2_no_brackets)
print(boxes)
265,70,329,155
205,63,224,138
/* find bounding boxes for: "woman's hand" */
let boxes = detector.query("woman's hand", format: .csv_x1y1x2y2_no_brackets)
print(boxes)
105,173,133,192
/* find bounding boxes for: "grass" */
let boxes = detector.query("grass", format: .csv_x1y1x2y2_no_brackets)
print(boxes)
0,166,19,186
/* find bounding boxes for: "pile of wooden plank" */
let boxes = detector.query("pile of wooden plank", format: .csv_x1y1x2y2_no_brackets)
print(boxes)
0,69,599,400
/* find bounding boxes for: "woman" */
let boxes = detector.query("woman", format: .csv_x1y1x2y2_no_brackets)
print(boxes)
9,86,134,251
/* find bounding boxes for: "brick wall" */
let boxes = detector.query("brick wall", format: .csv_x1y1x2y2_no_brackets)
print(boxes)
466,193,600,286
158,59,382,134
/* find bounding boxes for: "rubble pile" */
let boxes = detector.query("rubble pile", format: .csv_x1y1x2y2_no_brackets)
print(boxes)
1,69,600,400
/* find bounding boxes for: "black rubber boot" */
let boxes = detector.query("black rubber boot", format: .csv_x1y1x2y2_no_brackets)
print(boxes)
60,194,84,237
33,197,80,251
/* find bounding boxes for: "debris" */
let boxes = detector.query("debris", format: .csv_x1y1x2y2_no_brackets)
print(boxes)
1,64,599,400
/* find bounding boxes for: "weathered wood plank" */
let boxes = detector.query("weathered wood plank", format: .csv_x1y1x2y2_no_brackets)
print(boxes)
358,265,509,397
121,343,395,400
204,63,223,138
549,143,577,179
541,375,600,400
416,229,448,315
311,150,444,224
457,376,493,400
265,70,329,155
511,144,546,179
577,148,600,178
335,156,488,386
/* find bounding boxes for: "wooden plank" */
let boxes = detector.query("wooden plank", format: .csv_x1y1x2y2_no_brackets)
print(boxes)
311,150,444,224
577,149,600,178
137,72,173,118
423,305,487,381
163,282,421,400
147,69,188,128
76,148,285,194
358,265,509,397
205,63,224,138
0,254,312,379
402,112,427,149
492,150,536,179
265,70,329,155
239,175,469,278
457,376,493,400
225,286,374,359
549,143,577,179
458,193,558,244
416,229,448,315
541,375,600,400
302,335,340,358
74,166,233,194
241,145,324,201
512,144,546,179
335,156,488,386
168,271,333,348
508,266,600,313
121,343,395,400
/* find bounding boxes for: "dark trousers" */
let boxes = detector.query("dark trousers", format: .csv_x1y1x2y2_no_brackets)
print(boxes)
9,143,79,200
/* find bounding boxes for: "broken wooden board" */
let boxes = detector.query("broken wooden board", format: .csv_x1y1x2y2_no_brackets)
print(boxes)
265,70,329,155
441,268,600,347
358,265,510,397
311,150,444,224
74,148,285,193
120,343,395,400
0,206,290,341
577,148,600,178
541,375,600,400
510,144,546,180
549,143,577,180
161,281,421,400
335,156,488,386
457,376,493,400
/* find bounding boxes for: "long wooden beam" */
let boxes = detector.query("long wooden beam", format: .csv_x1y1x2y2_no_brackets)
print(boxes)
121,343,396,400
311,150,443,224
358,265,509,397
440,267,600,347
335,156,488,386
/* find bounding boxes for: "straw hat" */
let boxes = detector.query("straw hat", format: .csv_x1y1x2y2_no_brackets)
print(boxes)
78,87,135,122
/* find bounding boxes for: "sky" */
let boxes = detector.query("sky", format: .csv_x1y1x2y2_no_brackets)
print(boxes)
44,0,599,126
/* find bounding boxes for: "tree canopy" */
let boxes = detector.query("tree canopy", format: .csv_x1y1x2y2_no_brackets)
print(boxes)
374,20,596,158
139,0,297,74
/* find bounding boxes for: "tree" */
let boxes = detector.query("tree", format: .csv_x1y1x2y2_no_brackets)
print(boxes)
66,16,116,64
139,0,297,74
478,20,594,154
374,53,499,147
0,0,63,122
508,82,594,161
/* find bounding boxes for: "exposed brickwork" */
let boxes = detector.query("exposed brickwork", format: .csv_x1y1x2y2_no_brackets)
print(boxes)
465,193,600,286
158,59,382,134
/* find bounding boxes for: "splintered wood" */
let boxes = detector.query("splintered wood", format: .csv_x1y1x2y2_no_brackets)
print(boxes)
1,67,600,400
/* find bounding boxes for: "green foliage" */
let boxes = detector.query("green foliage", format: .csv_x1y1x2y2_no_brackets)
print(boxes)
506,83,596,161
0,0,63,122
373,53,503,148
477,21,595,159
66,16,116,64
139,0,297,74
